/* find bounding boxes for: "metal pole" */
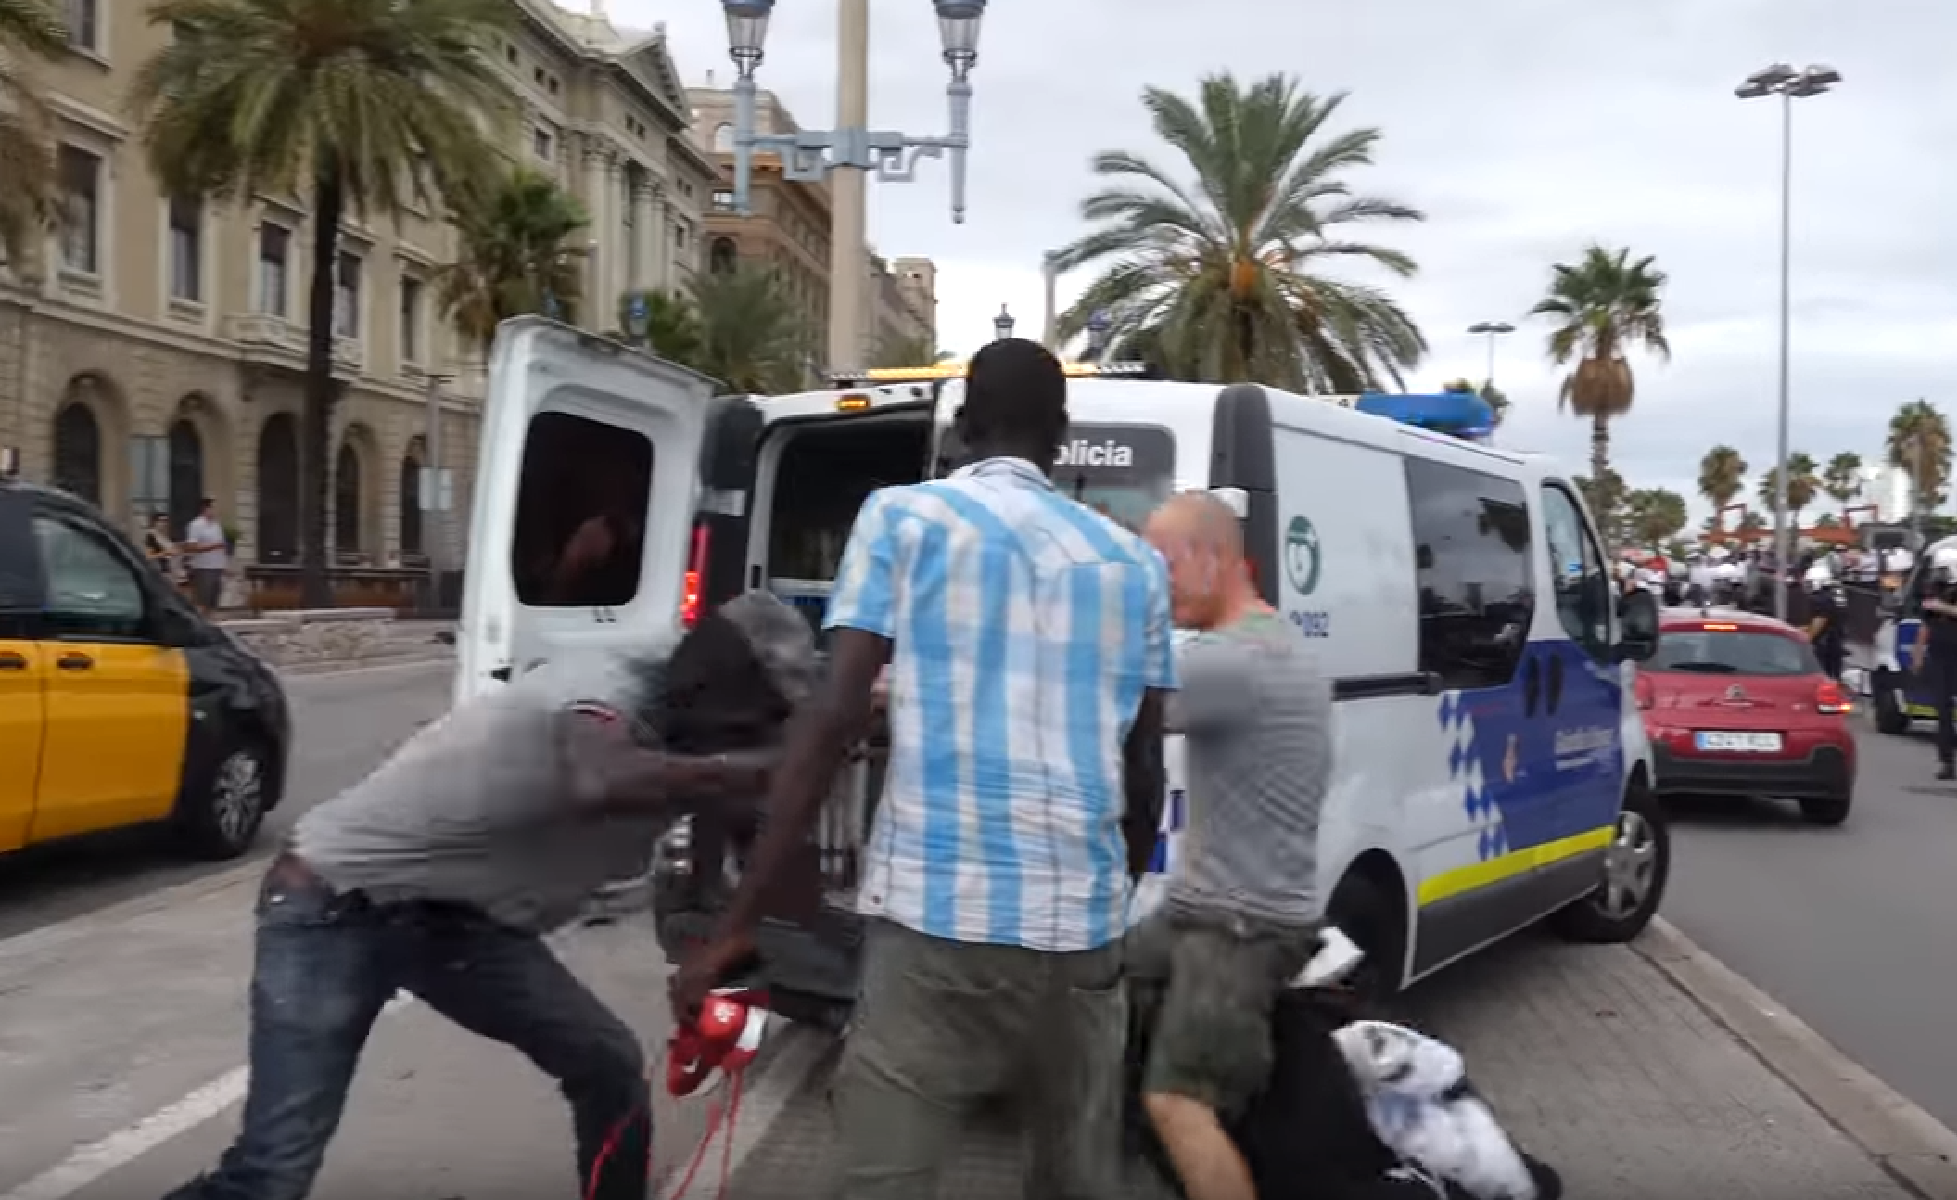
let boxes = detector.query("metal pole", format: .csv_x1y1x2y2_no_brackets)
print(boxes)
1771,90,1794,621
1484,333,1497,387
826,0,869,371
422,372,444,612
1040,254,1059,350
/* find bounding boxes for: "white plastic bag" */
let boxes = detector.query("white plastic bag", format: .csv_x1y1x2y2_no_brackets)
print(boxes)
1331,1020,1537,1200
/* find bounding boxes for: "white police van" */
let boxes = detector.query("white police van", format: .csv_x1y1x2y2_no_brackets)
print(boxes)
1866,534,1957,735
457,317,1669,1019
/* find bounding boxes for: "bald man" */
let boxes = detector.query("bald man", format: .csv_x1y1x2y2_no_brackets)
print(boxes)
1130,492,1334,1200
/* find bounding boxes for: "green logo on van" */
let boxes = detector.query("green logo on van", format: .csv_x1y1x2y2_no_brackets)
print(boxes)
1284,516,1321,595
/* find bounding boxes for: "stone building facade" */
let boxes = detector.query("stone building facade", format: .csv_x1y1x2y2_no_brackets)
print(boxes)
0,0,714,591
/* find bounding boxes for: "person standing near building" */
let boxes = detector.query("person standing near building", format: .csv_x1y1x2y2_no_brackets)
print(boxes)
1128,492,1333,1200
143,511,182,585
672,338,1175,1200
182,497,230,613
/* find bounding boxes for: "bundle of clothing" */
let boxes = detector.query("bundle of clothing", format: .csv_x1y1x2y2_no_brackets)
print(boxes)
1126,938,1562,1200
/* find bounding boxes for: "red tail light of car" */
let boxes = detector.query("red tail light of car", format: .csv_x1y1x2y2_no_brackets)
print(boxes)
680,522,709,628
1815,679,1853,715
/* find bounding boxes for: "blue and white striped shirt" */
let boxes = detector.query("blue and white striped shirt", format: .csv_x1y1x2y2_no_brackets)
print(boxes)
824,456,1177,951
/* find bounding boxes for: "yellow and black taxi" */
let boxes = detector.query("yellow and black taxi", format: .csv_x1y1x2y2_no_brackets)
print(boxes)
0,479,289,861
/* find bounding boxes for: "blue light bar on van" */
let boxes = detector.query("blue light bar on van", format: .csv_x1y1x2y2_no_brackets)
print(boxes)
1355,391,1496,441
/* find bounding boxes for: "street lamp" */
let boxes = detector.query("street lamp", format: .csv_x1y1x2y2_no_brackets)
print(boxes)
994,304,1014,341
1737,62,1840,620
721,0,985,370
1467,321,1514,387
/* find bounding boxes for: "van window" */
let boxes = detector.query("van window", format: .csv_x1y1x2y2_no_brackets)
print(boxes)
936,423,1175,534
769,419,930,583
511,412,653,607
1406,459,1534,690
1540,484,1612,658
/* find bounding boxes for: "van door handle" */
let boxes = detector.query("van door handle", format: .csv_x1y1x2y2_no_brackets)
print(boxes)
56,653,94,671
0,652,26,670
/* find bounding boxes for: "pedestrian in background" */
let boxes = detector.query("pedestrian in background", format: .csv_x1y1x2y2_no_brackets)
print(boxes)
673,337,1176,1200
1128,492,1334,1200
1918,551,1957,781
182,497,229,613
143,511,182,584
1804,565,1846,681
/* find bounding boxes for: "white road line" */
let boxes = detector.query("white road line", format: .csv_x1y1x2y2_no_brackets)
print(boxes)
4,987,831,1200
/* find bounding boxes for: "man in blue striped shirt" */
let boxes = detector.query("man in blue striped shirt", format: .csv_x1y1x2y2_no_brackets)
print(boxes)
673,338,1174,1198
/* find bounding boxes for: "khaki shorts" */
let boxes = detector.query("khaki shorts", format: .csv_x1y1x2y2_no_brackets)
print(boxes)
1125,909,1317,1117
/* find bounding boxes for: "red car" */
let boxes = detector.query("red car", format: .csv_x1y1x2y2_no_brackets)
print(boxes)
1637,608,1857,826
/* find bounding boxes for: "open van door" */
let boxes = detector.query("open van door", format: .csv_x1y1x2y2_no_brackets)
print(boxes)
455,318,722,704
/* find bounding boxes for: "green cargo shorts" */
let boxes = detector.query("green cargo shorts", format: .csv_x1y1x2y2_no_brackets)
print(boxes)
1125,909,1317,1117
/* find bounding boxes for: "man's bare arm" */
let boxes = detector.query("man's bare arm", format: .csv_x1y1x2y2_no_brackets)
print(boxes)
1122,689,1169,882
713,627,890,940
558,712,776,814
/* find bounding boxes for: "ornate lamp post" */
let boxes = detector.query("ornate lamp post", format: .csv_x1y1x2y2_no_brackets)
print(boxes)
993,303,1014,341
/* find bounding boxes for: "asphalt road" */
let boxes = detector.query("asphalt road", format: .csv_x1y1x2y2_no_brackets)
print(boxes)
1664,713,1957,1131
0,661,451,939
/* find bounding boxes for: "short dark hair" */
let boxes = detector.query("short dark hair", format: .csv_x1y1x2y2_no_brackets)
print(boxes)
656,611,792,753
958,337,1067,453
199,497,215,508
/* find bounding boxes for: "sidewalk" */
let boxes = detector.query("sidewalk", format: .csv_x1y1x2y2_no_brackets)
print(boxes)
15,910,1922,1200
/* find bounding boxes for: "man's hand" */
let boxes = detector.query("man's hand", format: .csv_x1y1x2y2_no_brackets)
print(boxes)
670,929,758,1020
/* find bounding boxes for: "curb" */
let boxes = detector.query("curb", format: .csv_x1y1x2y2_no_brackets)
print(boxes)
276,651,453,679
1636,917,1957,1199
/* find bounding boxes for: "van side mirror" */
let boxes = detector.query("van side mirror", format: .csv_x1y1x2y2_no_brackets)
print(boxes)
1616,589,1660,663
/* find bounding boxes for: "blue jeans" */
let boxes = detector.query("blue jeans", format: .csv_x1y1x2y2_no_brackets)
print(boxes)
164,864,651,1200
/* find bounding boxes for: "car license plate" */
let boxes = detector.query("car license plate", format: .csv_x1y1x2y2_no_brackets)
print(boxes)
1694,731,1783,752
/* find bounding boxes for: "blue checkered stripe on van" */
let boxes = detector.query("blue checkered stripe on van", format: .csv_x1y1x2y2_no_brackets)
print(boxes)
1439,692,1506,862
1148,787,1188,874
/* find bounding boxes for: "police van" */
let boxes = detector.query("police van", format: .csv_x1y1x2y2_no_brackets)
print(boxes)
1866,534,1957,734
456,317,1669,1018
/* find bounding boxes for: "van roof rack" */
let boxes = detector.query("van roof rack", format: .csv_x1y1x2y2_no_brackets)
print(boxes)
828,360,1159,386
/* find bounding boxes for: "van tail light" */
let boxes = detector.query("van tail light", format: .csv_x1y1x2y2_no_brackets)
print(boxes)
680,522,710,628
1634,673,1655,710
1815,680,1853,715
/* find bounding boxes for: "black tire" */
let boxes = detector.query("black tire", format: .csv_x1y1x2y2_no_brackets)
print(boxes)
1800,794,1852,827
1873,672,1912,735
174,739,271,861
1324,868,1406,1002
1549,781,1670,943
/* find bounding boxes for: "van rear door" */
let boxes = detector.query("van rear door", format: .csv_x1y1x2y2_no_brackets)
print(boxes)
455,317,720,703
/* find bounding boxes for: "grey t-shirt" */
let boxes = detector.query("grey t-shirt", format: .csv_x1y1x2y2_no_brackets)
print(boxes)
288,652,675,933
1163,611,1332,927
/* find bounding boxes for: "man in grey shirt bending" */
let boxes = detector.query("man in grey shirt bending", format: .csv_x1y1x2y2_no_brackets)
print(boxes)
163,592,815,1200
1131,492,1333,1200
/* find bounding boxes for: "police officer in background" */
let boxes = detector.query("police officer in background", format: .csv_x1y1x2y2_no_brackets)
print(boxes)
1804,565,1847,681
1917,550,1957,781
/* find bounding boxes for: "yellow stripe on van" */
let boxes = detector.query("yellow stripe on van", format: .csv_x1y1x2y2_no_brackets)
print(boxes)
1417,825,1616,907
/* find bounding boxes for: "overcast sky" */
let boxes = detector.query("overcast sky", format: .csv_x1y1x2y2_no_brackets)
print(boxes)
611,0,1955,520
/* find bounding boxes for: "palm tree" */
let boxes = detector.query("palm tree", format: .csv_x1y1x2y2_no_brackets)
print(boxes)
1052,73,1426,392
0,0,68,270
1624,487,1687,547
1530,245,1671,495
622,288,703,366
1887,399,1952,518
873,334,951,369
131,0,516,605
1821,451,1863,509
1697,446,1747,529
1756,451,1819,527
689,264,815,394
438,167,587,352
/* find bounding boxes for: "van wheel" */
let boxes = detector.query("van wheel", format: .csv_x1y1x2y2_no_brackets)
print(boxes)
1325,869,1405,1002
1873,672,1912,735
174,740,270,861
1549,783,1669,944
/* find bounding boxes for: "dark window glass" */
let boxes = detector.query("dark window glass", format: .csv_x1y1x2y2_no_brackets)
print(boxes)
334,442,362,557
399,452,423,557
1407,458,1534,689
167,418,203,536
51,401,100,504
255,414,299,563
512,412,652,607
33,512,147,640
1540,483,1612,660
1651,630,1817,676
933,422,1176,536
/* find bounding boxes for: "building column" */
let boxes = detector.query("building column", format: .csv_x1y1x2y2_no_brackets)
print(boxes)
582,141,609,322
632,180,659,292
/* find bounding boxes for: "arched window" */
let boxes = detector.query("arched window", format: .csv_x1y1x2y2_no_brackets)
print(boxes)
399,452,423,557
167,418,204,536
710,236,737,274
255,414,299,563
712,123,734,152
334,441,362,557
52,401,101,504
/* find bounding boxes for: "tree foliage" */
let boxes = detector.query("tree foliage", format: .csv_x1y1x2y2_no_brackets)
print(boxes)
0,0,67,269
1888,399,1952,514
1531,245,1670,487
438,167,586,350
